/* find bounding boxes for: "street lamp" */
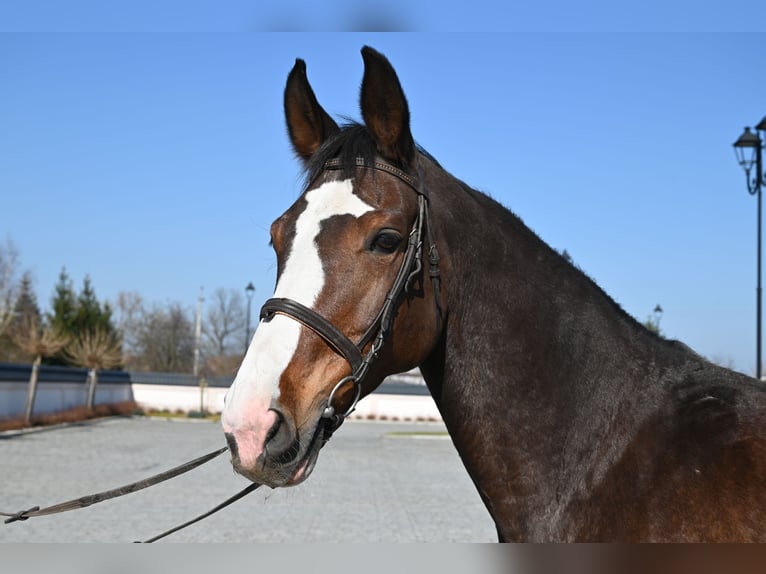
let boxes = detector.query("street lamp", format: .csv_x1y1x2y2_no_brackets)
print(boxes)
653,304,663,332
245,282,255,355
733,116,766,380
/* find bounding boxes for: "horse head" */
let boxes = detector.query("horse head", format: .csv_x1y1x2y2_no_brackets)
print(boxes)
221,47,445,488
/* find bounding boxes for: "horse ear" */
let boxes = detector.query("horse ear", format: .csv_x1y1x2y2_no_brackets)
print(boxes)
284,58,339,163
360,46,416,168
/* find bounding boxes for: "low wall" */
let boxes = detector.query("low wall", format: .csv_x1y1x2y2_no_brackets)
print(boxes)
131,381,442,422
131,383,227,414
0,364,441,422
131,372,441,422
0,363,133,419
347,393,441,422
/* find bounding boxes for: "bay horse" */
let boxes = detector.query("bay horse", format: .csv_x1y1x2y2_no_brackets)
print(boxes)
222,46,766,542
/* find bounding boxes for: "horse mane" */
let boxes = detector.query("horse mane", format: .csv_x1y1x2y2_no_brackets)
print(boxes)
441,163,672,349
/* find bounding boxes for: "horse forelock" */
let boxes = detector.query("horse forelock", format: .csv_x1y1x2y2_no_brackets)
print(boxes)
303,122,439,189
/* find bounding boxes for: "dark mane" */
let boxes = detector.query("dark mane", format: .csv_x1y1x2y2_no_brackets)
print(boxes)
303,122,439,188
430,163,669,348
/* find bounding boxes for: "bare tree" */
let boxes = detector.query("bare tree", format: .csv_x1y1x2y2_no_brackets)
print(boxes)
112,290,145,359
0,238,20,336
104,290,249,375
11,315,70,422
66,327,123,410
132,303,195,372
203,288,246,358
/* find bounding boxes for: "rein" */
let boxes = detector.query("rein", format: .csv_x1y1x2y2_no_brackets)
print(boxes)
260,157,442,433
1,444,259,542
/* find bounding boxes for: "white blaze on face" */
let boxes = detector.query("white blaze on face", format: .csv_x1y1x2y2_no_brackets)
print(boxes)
222,179,373,430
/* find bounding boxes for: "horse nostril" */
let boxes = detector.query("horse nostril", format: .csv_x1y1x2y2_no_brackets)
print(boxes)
224,432,239,460
264,408,299,464
265,411,283,445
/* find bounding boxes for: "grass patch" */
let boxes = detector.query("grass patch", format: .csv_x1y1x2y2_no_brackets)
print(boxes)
385,431,450,438
144,408,220,422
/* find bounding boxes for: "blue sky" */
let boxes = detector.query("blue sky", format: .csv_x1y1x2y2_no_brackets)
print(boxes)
1,1,765,32
2,29,765,374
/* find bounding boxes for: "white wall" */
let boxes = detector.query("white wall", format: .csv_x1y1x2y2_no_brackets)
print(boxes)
131,383,227,414
131,383,442,422
1,371,441,423
347,393,441,422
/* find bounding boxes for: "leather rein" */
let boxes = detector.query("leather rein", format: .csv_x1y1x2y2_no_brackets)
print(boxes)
1,444,256,542
260,156,442,434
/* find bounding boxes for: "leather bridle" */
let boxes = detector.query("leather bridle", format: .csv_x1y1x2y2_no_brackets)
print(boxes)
259,157,442,433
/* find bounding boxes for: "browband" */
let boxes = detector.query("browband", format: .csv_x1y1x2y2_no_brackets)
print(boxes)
321,157,428,198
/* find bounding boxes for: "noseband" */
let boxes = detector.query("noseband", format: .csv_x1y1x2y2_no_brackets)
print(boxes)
260,157,442,433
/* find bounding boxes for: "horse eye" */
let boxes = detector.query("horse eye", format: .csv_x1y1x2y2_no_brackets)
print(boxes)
371,230,402,254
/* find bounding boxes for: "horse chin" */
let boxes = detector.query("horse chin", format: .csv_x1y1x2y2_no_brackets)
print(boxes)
285,418,326,486
279,419,325,486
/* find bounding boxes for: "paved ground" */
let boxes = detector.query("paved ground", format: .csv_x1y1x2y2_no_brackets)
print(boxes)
0,417,497,542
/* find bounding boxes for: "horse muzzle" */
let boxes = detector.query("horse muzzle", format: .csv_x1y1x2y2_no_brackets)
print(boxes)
223,405,326,488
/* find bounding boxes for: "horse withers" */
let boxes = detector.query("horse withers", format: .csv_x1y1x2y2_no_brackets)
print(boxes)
222,46,766,542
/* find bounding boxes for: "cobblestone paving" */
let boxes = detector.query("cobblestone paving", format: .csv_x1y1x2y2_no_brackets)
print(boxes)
1,417,497,542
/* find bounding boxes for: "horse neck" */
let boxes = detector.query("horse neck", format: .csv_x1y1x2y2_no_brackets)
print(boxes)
419,168,695,538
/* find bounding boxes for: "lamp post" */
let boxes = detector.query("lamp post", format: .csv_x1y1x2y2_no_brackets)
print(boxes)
192,287,204,377
733,116,766,380
245,282,255,355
